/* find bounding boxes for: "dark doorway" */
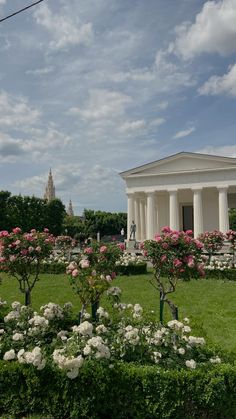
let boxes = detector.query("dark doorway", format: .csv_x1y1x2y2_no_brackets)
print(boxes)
182,205,193,231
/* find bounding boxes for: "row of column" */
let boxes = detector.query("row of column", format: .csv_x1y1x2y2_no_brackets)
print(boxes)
127,187,229,241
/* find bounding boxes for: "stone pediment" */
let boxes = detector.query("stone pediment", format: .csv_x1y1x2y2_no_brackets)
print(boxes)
120,152,236,178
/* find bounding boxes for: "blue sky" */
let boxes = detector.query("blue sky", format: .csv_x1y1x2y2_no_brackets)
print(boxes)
0,0,236,214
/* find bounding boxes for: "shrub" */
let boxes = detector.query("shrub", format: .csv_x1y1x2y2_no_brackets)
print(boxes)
116,263,147,276
0,361,236,418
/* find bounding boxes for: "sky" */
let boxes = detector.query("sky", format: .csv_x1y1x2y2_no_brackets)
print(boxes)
1,0,236,214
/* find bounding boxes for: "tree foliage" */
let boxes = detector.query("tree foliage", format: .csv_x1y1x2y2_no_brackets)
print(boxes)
0,191,65,235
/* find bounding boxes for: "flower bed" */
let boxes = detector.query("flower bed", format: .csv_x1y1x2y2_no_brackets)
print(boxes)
116,252,147,275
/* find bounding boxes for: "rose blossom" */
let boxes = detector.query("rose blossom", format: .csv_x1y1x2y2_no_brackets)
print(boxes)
100,246,107,253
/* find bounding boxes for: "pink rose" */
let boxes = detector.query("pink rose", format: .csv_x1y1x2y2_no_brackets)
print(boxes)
44,228,49,233
0,231,9,237
80,259,90,269
105,275,112,282
117,243,125,251
72,269,79,277
84,247,93,254
161,255,167,262
21,249,28,256
35,246,41,253
186,230,193,236
162,242,169,249
111,271,116,279
28,246,34,253
100,246,107,253
12,227,21,234
9,255,17,262
161,226,171,233
173,258,182,268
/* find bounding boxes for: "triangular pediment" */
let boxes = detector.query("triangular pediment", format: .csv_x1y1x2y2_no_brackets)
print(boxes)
120,152,236,178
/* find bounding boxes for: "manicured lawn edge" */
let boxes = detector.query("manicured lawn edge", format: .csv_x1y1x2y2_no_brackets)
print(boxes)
1,361,236,419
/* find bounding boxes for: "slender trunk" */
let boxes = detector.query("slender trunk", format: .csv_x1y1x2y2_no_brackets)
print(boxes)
25,289,31,306
165,297,178,320
91,300,99,322
159,291,165,324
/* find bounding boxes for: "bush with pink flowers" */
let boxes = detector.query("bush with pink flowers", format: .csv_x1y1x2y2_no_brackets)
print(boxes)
144,227,204,321
225,230,236,250
66,242,122,321
198,230,225,256
0,228,55,305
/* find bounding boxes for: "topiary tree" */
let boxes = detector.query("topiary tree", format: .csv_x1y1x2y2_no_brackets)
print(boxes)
144,227,204,322
0,228,55,305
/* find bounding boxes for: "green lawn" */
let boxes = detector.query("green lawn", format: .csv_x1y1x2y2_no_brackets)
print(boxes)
1,271,236,355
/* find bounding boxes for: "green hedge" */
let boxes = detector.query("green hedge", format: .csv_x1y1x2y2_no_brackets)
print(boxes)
205,269,236,281
0,361,236,418
116,263,147,276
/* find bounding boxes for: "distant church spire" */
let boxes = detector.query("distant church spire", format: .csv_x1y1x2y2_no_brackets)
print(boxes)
67,199,74,216
44,169,56,202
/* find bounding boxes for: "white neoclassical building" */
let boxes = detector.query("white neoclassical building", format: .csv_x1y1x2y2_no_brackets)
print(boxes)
120,152,236,240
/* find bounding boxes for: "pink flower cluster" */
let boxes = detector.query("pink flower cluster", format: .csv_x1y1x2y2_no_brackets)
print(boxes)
144,226,205,279
0,228,55,273
198,230,225,253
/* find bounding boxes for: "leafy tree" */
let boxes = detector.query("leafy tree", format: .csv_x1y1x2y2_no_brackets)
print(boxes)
45,199,66,236
229,208,236,230
63,215,86,241
0,191,11,231
83,209,127,238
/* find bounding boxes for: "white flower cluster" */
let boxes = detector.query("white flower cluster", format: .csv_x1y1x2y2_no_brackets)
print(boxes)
3,347,46,370
0,300,222,378
40,302,64,320
17,347,46,370
204,254,234,271
84,336,110,359
53,349,84,379
107,286,122,297
116,252,144,266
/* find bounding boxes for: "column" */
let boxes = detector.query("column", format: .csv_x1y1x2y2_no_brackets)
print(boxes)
134,195,140,240
169,190,179,231
146,192,155,239
218,187,229,232
193,188,203,238
139,198,146,241
127,193,135,240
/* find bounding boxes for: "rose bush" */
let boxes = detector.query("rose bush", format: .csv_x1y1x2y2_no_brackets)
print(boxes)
0,228,55,305
0,299,222,380
144,227,204,321
66,242,122,321
198,230,225,257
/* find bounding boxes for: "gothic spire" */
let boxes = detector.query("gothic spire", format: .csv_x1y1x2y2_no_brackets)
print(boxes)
44,168,56,202
67,199,74,216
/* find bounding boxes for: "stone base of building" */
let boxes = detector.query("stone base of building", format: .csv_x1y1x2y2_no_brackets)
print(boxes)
125,239,136,250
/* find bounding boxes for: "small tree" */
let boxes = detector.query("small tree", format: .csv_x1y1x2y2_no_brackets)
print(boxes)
66,242,122,322
144,227,204,322
0,228,55,305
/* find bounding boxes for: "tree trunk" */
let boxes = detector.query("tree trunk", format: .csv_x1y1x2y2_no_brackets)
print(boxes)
91,300,99,322
25,289,31,306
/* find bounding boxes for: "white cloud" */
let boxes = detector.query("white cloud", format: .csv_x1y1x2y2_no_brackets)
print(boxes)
34,3,93,49
150,118,166,127
175,0,236,59
198,144,236,157
120,120,146,133
172,127,195,139
0,0,6,5
69,89,132,121
199,63,236,97
0,91,40,128
26,67,54,76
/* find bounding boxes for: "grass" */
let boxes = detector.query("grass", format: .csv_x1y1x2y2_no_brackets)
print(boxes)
1,271,236,355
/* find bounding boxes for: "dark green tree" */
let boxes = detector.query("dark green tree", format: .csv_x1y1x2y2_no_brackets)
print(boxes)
45,199,66,236
0,191,11,230
229,208,236,230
